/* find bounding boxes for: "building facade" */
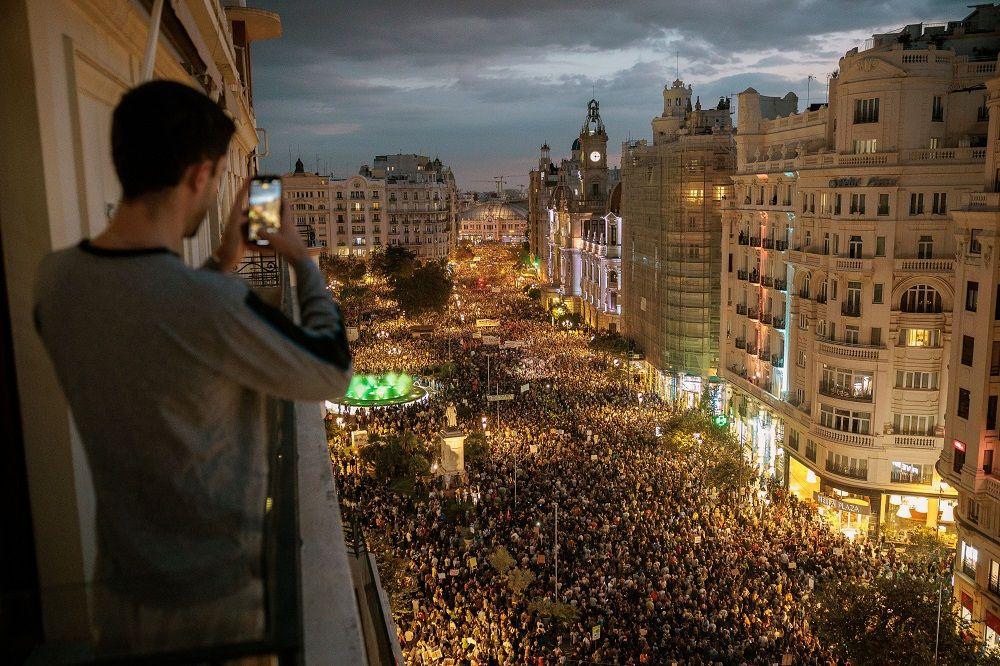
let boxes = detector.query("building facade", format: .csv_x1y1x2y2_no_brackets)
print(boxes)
284,153,457,260
721,11,999,541
940,15,1000,644
579,183,623,332
621,81,734,406
458,200,528,244
527,100,618,330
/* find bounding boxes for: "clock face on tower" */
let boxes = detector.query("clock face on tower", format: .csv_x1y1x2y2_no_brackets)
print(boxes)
589,150,602,163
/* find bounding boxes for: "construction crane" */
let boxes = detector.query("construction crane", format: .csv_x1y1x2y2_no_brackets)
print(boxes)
469,175,524,199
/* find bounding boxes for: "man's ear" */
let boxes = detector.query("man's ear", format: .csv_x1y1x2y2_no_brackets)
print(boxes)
185,159,217,197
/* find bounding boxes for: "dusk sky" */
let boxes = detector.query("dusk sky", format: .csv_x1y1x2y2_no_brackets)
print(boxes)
251,0,956,190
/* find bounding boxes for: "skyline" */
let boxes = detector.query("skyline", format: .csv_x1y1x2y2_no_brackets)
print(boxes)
251,0,956,189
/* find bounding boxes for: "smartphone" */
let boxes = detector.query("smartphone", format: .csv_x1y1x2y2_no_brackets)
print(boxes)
247,176,282,245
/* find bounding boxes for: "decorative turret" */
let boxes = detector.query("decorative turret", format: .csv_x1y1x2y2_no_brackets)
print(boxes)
581,99,606,136
294,157,304,174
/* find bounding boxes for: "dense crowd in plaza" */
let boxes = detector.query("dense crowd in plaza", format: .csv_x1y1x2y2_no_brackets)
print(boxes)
328,247,946,665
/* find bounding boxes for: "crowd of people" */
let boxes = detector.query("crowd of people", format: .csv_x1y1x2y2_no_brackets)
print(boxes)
327,246,944,665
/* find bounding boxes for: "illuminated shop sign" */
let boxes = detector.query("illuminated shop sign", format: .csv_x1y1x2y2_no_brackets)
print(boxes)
814,492,871,516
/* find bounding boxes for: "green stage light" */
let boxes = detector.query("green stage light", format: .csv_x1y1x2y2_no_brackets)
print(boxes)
713,415,729,427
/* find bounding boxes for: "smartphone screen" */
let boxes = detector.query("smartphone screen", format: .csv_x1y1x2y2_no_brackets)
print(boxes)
248,176,282,245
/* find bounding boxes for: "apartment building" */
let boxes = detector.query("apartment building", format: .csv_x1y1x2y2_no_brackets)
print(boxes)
621,81,735,406
284,154,457,260
941,24,1000,647
721,8,998,542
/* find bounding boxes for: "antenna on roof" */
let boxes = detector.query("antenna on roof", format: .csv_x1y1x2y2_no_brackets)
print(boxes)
675,51,679,80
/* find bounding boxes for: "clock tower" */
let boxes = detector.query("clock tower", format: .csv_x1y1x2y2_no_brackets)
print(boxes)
578,98,608,204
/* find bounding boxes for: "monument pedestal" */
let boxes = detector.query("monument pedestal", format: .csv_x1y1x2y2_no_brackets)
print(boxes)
438,427,467,487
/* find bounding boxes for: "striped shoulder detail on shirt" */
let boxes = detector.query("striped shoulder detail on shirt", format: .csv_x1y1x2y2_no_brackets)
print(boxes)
244,291,351,371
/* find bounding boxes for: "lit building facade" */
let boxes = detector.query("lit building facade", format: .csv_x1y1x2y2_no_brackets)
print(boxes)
722,10,999,540
940,32,1000,648
527,100,617,330
284,154,457,259
621,81,734,406
579,183,623,332
458,201,528,244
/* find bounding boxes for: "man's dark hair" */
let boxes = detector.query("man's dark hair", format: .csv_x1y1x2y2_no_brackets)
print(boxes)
112,80,236,200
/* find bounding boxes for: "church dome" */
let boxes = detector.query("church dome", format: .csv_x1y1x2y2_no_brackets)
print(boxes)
571,138,581,151
461,201,528,221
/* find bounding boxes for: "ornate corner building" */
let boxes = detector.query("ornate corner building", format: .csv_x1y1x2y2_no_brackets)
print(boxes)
527,99,621,332
721,10,1000,550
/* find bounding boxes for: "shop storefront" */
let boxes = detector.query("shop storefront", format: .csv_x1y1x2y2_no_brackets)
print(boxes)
883,492,957,543
786,456,878,539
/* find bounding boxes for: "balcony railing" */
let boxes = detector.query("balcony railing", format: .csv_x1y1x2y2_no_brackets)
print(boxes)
772,317,786,330
964,558,978,579
738,234,749,246
761,276,774,288
748,271,760,284
773,278,788,291
819,381,873,401
747,308,760,320
235,255,281,288
761,238,775,249
841,303,862,317
746,342,759,356
771,355,785,368
735,303,748,316
737,269,748,281
749,237,761,248
760,312,773,325
735,337,747,349
775,240,789,251
825,460,869,480
890,468,933,485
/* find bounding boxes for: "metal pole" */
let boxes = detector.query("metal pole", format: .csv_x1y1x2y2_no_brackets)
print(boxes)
934,575,943,664
141,0,166,82
554,502,559,599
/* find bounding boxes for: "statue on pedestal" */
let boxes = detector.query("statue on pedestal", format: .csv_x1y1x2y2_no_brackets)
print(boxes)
445,402,458,430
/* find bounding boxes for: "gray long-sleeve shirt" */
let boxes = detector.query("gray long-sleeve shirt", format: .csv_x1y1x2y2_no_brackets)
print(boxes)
33,241,352,604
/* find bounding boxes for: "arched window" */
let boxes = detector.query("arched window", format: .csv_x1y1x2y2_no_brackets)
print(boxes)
900,285,942,313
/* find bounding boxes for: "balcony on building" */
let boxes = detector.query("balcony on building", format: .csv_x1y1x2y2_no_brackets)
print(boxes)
825,458,869,481
818,380,873,402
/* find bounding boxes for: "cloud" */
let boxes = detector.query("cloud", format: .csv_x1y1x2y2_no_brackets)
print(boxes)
249,0,966,186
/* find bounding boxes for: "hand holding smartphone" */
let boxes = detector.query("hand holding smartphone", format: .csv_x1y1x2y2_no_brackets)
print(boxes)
247,176,282,245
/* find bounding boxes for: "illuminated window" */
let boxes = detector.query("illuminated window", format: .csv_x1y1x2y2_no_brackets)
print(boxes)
900,328,940,347
686,188,704,202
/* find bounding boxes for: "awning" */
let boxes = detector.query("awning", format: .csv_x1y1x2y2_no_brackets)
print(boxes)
962,592,974,611
986,611,1000,634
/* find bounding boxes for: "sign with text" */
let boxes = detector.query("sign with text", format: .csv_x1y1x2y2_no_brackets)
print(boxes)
475,318,500,328
486,393,515,402
814,492,871,516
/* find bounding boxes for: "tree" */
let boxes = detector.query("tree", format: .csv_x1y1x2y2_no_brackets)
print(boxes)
488,546,515,574
529,599,580,625
371,245,416,279
393,259,453,314
507,568,535,595
464,430,490,465
588,331,635,356
813,574,1000,666
359,431,430,489
319,252,366,284
453,243,475,261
